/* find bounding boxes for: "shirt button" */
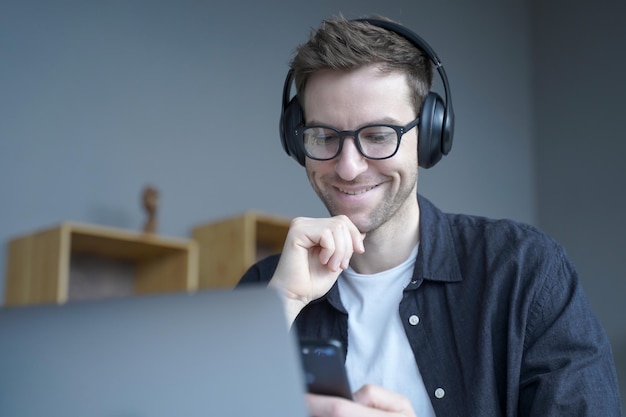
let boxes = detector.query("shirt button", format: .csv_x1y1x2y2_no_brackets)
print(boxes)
434,388,445,399
408,315,420,325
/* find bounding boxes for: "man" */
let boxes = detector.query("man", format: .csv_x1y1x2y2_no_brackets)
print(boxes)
238,16,622,416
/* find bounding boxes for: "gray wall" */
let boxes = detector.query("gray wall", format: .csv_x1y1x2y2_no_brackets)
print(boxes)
532,0,626,402
1,0,623,403
0,0,534,295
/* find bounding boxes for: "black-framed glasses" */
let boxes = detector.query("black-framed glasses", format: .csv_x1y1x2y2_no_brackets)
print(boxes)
295,117,420,161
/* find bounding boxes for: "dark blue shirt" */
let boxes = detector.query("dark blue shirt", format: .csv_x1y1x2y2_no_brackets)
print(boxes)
238,195,622,416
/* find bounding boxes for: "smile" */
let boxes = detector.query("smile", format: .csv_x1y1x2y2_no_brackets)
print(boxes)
336,185,377,195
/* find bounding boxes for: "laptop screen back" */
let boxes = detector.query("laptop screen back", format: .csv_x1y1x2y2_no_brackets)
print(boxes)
0,286,307,417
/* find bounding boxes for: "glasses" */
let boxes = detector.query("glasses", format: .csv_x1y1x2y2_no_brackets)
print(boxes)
295,117,420,161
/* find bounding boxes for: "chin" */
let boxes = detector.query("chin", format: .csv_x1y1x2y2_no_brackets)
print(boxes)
335,211,377,233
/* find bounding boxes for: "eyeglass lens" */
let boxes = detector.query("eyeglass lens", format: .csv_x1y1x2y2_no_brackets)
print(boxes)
303,125,398,160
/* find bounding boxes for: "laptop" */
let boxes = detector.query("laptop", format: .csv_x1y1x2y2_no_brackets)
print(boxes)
0,286,308,417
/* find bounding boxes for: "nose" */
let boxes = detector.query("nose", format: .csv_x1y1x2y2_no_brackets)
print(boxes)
335,137,368,181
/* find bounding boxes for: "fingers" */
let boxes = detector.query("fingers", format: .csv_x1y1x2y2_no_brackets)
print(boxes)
315,215,364,271
270,215,366,325
306,387,417,417
319,219,356,271
306,393,355,417
353,385,416,416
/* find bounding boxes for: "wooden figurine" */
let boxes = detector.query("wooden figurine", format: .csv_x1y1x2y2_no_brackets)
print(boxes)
142,185,159,234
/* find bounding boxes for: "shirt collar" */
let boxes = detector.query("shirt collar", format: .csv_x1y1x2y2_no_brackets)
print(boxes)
412,194,463,284
319,194,463,304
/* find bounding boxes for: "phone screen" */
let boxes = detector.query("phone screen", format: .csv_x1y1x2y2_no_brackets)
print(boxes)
299,339,352,400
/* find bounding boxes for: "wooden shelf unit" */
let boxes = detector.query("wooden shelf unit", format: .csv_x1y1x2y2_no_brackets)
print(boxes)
4,222,198,306
192,211,291,289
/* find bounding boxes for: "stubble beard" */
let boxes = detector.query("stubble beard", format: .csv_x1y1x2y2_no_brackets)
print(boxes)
311,172,418,235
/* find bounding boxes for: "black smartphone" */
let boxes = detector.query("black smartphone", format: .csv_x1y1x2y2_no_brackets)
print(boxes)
299,339,353,400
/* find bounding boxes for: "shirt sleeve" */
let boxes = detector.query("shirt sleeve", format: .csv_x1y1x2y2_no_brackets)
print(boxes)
235,254,280,287
518,247,622,416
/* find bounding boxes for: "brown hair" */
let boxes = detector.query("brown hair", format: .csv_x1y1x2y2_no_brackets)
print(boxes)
290,16,433,115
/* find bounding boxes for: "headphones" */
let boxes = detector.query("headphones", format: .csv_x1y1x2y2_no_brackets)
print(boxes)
279,18,454,169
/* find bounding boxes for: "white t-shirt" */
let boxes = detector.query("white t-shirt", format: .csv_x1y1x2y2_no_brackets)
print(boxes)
338,244,435,417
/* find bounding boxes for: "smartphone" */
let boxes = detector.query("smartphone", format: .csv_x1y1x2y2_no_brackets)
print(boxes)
299,339,353,400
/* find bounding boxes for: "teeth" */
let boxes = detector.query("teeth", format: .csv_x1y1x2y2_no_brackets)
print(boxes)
338,186,375,195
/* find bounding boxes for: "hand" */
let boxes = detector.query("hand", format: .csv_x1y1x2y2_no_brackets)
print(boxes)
306,384,417,417
269,215,365,324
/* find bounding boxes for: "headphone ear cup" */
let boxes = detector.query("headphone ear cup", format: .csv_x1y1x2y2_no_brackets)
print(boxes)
280,96,306,166
418,92,446,169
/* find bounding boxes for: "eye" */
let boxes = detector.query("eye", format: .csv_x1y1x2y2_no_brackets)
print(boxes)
305,128,339,145
360,126,396,143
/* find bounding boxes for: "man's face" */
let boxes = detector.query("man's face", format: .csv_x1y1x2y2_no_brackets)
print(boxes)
303,64,419,234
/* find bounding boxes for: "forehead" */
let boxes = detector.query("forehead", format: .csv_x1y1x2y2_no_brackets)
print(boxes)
303,65,413,126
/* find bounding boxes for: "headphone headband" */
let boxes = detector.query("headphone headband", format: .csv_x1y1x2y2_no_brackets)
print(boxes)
279,18,454,168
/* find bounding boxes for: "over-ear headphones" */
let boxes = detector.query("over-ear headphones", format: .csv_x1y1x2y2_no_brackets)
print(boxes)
279,18,454,169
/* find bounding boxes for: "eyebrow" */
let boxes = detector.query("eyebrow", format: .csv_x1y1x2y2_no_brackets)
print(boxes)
305,117,404,128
